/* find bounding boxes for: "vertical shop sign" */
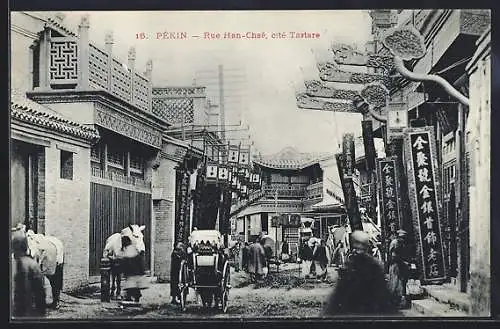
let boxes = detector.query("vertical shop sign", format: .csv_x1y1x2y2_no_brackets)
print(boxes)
377,157,402,255
404,127,446,283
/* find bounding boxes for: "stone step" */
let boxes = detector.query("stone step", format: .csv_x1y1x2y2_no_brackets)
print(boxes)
422,284,471,314
411,298,468,317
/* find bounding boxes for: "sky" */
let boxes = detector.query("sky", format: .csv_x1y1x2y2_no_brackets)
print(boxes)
45,10,374,156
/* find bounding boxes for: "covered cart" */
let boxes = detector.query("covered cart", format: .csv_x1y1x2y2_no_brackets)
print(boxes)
177,230,231,312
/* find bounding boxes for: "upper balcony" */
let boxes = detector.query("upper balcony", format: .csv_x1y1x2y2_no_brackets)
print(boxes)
30,15,157,120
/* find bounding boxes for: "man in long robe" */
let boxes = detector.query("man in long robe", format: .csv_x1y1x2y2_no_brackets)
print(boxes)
322,230,396,316
11,229,46,318
388,230,410,309
247,239,266,283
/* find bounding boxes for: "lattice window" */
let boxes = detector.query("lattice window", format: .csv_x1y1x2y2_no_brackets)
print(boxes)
110,59,131,102
130,153,144,172
60,151,73,180
89,43,109,90
152,97,194,124
49,39,78,83
91,144,101,162
107,149,125,168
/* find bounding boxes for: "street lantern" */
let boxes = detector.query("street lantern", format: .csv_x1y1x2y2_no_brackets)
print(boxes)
218,165,229,182
206,162,218,183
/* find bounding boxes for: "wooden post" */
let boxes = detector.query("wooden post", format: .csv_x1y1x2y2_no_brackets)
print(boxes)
100,257,111,302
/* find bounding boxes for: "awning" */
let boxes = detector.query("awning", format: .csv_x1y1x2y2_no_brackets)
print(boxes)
311,199,343,211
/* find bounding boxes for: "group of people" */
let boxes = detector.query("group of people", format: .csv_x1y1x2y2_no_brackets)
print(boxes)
299,238,330,280
240,237,269,283
322,229,411,316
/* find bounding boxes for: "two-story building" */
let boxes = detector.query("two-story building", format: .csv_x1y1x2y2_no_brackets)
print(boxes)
10,11,225,288
230,147,346,258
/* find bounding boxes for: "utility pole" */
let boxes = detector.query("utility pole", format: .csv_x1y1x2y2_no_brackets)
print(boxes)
275,188,279,259
218,64,226,145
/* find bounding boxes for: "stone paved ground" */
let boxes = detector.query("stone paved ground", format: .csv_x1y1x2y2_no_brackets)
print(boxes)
44,263,423,320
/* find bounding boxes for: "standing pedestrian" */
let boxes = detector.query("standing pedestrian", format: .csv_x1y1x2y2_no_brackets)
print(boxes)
11,229,46,318
322,230,396,316
241,242,250,272
299,240,314,278
313,239,329,281
170,242,187,304
388,230,410,309
281,240,290,262
120,235,148,303
247,238,266,283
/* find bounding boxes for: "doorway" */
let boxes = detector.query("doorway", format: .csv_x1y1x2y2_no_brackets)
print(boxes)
11,140,40,232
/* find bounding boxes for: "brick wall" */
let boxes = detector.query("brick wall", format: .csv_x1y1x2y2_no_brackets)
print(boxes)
152,156,177,282
153,199,174,282
44,142,91,291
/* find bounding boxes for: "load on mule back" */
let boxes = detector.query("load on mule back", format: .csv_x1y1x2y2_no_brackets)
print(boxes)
102,224,147,300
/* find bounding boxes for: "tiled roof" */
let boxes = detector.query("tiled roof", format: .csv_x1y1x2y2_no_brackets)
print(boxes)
254,147,333,170
45,17,77,37
11,93,100,142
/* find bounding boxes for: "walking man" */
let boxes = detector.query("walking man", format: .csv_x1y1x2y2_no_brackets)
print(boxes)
322,230,396,316
11,229,46,318
247,238,266,283
313,239,329,281
170,242,187,304
388,230,410,309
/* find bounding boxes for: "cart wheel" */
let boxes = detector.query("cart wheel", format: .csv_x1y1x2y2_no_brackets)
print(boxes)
178,260,189,312
180,287,187,312
221,290,229,313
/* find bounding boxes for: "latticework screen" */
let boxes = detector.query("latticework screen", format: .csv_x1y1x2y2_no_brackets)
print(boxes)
49,38,78,85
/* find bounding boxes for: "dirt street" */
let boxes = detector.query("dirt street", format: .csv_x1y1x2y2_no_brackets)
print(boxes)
44,263,420,319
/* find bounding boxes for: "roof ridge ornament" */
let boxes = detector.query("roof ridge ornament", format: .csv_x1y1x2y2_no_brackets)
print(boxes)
381,25,469,106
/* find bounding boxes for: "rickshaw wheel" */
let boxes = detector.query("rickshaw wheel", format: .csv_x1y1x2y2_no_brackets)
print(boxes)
179,260,189,312
221,290,229,313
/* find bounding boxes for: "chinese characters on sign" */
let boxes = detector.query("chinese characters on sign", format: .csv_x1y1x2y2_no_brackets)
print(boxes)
175,169,191,243
404,127,446,283
377,157,402,248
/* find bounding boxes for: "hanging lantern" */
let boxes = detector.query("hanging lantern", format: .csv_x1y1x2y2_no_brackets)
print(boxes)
218,165,229,182
228,144,240,164
206,162,218,183
239,149,250,167
231,175,238,189
240,184,248,198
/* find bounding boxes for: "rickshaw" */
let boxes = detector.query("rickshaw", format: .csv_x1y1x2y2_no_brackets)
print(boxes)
178,230,231,313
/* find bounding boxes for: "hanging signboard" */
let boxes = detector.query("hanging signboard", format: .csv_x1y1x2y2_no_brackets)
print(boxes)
342,133,355,177
404,126,447,284
376,157,403,258
336,152,363,232
387,102,409,140
362,120,377,171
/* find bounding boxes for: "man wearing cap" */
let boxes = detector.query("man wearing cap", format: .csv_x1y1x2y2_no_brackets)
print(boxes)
11,228,46,317
388,229,410,309
322,230,396,316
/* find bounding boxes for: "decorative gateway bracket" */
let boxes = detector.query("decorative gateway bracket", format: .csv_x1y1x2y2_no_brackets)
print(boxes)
381,26,470,107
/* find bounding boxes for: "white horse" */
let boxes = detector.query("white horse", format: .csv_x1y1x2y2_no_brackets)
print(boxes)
12,223,65,309
103,224,146,298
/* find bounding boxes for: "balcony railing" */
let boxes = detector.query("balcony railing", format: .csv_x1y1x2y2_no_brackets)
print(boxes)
304,181,323,200
38,29,153,114
263,185,306,199
91,167,151,189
